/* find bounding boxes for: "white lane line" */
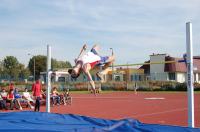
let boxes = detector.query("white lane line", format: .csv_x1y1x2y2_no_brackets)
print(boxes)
144,97,165,100
134,107,188,118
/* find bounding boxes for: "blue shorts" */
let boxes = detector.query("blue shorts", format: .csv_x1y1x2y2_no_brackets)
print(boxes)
100,56,109,64
91,48,109,64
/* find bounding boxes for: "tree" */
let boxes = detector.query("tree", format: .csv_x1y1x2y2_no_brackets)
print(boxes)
28,55,46,80
18,63,30,80
3,56,20,80
0,60,3,73
52,59,72,70
65,61,72,68
28,55,72,79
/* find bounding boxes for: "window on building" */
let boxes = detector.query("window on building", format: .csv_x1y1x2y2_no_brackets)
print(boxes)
139,75,142,81
168,73,175,80
198,73,200,81
114,75,121,81
83,75,87,81
131,75,134,81
194,73,197,82
58,77,65,82
71,77,77,82
131,74,140,81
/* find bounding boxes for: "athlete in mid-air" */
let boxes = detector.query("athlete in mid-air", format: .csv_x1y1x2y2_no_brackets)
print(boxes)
68,44,115,95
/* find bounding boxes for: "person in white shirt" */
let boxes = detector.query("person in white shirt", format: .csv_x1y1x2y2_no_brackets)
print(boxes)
0,89,8,100
0,89,7,110
68,44,115,95
23,88,34,109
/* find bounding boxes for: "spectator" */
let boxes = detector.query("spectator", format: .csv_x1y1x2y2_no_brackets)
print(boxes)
0,94,3,109
9,83,14,91
14,88,23,110
1,88,8,100
63,89,72,105
0,94,6,110
41,89,46,99
51,87,60,106
7,89,15,110
0,89,7,110
32,80,42,112
23,88,34,109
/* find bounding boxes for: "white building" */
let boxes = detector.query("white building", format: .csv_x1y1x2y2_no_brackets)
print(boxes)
140,54,200,83
40,70,70,83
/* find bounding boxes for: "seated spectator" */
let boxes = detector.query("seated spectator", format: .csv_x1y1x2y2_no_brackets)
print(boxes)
7,89,15,110
0,94,4,109
51,87,60,106
23,88,34,109
0,89,7,110
63,89,72,105
1,88,8,100
14,88,23,110
41,89,46,99
0,94,6,110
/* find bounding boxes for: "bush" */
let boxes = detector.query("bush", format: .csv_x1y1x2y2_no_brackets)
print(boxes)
137,86,152,91
175,83,187,91
101,82,126,91
194,83,200,91
161,84,175,91
0,82,8,87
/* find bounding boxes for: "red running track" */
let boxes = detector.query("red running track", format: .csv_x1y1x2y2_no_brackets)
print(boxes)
2,91,200,127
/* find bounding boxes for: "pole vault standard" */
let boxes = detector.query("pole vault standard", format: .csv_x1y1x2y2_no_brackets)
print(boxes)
186,22,194,128
46,45,51,112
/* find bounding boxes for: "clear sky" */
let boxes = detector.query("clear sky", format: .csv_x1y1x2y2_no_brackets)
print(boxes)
0,0,199,66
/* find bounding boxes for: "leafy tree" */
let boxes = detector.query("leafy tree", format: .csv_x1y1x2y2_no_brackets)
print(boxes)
28,55,72,79
0,60,3,73
18,63,30,80
52,59,72,70
3,56,20,80
65,61,72,68
28,55,46,80
0,60,7,80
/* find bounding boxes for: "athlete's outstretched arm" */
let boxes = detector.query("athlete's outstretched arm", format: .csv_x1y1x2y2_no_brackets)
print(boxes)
75,44,87,63
91,44,100,55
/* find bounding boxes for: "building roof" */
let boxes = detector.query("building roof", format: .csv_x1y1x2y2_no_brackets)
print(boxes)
165,57,200,73
165,57,185,72
140,55,200,73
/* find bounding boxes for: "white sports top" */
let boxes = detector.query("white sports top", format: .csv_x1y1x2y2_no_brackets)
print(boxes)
78,51,101,65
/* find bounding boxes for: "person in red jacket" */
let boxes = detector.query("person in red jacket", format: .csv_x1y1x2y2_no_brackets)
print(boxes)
32,79,42,112
9,83,14,91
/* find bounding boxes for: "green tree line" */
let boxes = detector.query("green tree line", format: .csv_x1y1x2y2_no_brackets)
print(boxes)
0,55,72,81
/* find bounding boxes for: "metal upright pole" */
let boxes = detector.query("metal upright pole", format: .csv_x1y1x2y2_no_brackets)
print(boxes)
126,62,129,90
33,58,36,82
186,22,194,128
46,45,51,113
110,48,114,80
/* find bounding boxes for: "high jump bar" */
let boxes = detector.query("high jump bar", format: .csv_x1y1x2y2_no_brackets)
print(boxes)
112,60,176,67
